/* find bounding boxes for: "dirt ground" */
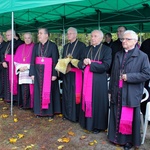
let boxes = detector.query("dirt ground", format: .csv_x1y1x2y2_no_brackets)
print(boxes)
0,101,150,150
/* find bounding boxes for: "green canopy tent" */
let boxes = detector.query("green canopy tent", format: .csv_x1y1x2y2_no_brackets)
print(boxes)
1,0,150,33
0,0,82,115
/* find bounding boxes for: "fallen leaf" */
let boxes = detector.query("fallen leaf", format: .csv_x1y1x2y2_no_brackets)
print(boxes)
80,135,86,140
25,146,32,150
62,137,70,143
57,137,70,143
18,134,24,139
9,138,17,144
14,118,18,122
25,144,34,150
57,138,63,142
93,140,98,144
83,130,91,134
58,114,63,117
1,114,9,118
68,131,75,136
48,118,53,122
2,107,8,110
88,142,95,146
58,145,64,149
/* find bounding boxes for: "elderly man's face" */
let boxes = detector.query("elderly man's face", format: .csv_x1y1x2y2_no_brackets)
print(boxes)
67,29,77,42
24,34,32,45
122,33,137,50
6,31,12,41
117,27,126,39
91,31,102,46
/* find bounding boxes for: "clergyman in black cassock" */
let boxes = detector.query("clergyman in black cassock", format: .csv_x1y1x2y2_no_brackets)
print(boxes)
78,30,112,133
1,29,23,103
61,27,86,122
29,28,61,117
0,33,6,100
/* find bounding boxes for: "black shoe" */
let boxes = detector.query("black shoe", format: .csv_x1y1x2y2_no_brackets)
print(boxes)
92,129,101,134
123,143,133,150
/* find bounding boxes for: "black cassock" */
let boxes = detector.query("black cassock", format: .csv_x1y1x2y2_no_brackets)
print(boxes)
1,39,22,102
29,40,61,117
78,43,112,131
0,41,6,99
61,39,85,122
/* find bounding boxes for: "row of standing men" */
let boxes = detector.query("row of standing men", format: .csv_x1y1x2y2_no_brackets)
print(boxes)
0,27,150,150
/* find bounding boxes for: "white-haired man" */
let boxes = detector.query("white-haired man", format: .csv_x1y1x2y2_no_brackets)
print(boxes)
1,29,23,103
108,30,150,149
61,27,86,122
78,30,112,133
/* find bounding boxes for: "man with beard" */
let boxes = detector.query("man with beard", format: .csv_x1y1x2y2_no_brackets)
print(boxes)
29,28,61,118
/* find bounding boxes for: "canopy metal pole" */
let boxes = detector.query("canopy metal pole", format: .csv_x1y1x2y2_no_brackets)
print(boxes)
62,29,65,47
62,16,65,47
96,10,101,30
10,11,14,116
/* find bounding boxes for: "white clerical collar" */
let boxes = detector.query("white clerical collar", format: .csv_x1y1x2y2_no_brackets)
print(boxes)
125,49,128,52
93,43,101,47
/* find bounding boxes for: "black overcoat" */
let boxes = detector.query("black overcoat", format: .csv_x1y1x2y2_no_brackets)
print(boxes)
109,46,150,107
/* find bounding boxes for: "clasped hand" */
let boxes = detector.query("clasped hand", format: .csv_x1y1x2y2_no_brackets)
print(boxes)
83,58,91,65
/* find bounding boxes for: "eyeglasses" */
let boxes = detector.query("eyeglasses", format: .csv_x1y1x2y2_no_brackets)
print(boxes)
120,38,136,41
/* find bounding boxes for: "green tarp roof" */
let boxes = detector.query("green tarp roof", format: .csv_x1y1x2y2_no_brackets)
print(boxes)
0,0,150,33
0,0,81,13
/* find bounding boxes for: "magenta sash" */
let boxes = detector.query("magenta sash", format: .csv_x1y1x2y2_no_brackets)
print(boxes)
70,68,82,104
5,54,18,95
29,84,34,108
119,106,133,135
35,57,52,109
119,79,123,88
82,61,102,117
